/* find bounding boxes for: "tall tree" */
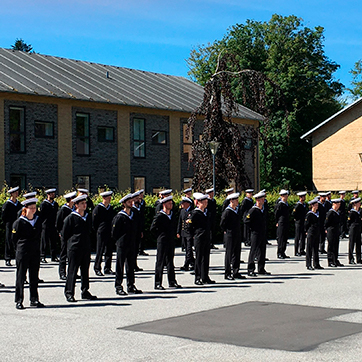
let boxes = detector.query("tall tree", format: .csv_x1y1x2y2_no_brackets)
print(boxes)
11,38,33,53
188,14,343,190
348,60,362,100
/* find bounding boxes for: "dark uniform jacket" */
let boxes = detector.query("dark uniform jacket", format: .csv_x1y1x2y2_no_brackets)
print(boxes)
40,199,59,229
150,211,176,243
2,199,22,223
111,211,135,248
275,201,290,226
92,203,114,237
244,205,266,237
62,212,91,252
292,201,307,224
12,216,42,254
186,208,210,244
177,207,192,237
56,204,73,235
305,211,319,236
317,202,327,226
325,200,332,212
325,209,340,236
240,197,254,223
206,198,217,225
220,205,242,237
348,209,361,231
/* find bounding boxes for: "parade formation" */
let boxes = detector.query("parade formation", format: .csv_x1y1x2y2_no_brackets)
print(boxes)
1,185,360,310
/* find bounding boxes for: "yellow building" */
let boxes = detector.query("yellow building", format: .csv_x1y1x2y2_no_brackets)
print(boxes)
301,98,362,191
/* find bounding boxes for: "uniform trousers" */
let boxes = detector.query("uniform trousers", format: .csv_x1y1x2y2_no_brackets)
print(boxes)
294,221,305,254
115,244,135,289
248,232,261,273
327,231,339,265
306,233,320,268
41,227,58,259
58,235,67,276
155,240,175,286
15,251,40,303
319,225,326,251
243,224,251,246
182,234,195,267
349,228,361,263
224,231,241,276
194,238,211,281
277,223,288,256
257,238,267,273
94,231,113,271
4,223,15,261
65,248,90,297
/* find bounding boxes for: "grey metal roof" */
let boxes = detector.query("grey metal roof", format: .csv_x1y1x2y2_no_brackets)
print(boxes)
0,48,263,121
301,97,362,139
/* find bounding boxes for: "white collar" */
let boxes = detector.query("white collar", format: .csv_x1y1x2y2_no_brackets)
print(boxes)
71,211,88,221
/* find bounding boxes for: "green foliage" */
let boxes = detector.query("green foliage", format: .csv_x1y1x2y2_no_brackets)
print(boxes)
347,60,362,100
188,14,344,189
11,38,34,53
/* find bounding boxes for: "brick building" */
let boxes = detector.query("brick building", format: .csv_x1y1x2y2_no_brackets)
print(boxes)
301,98,362,191
0,48,262,194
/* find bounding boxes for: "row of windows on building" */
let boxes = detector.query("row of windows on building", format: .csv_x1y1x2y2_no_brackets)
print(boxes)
9,107,167,157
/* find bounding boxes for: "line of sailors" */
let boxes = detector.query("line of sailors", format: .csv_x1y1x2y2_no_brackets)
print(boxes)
2,185,362,309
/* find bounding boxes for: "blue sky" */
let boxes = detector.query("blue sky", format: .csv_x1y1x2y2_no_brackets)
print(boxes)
1,0,361,97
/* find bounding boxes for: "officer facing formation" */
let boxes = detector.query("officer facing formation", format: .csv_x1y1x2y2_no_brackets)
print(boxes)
240,189,254,247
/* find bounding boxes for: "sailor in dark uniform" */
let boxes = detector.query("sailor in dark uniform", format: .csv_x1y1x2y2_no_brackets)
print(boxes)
63,195,97,302
56,191,76,280
137,189,148,256
151,195,181,290
317,192,328,254
245,191,270,276
275,189,290,259
205,188,218,249
339,191,348,239
177,197,194,271
155,189,173,214
348,190,359,212
325,198,342,267
305,198,323,270
93,191,115,276
240,189,254,246
183,187,193,200
292,191,307,256
12,198,45,309
77,188,94,214
220,192,245,279
187,193,215,285
1,186,22,266
131,191,144,272
221,187,234,212
348,197,362,264
16,191,38,218
112,193,142,296
325,192,332,212
39,188,59,263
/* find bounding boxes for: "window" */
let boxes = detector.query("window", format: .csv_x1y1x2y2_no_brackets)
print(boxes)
76,113,90,155
244,138,252,150
152,131,167,145
183,178,193,190
183,123,192,162
9,107,25,153
10,174,26,190
98,126,114,142
77,175,90,190
152,187,163,195
35,121,54,138
134,118,145,157
134,177,145,191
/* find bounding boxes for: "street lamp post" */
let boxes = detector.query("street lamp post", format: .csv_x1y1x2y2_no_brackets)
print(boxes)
209,141,220,195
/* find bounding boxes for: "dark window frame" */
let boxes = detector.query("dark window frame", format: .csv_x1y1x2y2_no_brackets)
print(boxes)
10,173,27,190
76,112,90,156
133,176,146,192
97,126,115,142
9,106,26,154
34,120,54,139
151,130,167,145
133,117,146,158
76,175,91,191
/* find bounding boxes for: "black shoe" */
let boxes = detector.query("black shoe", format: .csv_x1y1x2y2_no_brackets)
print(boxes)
314,265,324,270
329,263,337,267
307,266,314,270
139,250,149,256
41,258,47,263
66,295,77,303
60,274,67,280
247,271,257,277
38,278,44,283
134,266,143,272
258,270,271,275
283,254,290,259
295,253,301,257
95,270,104,276
104,269,115,275
0,283,5,288
266,241,272,245
194,279,203,285
211,244,218,250
336,261,344,267
154,285,165,290
5,260,12,266
189,265,195,271
116,288,128,296
233,273,246,279
349,260,356,265
180,266,189,271
81,291,97,300
16,302,25,310
128,285,143,294
300,251,306,256
202,278,216,284
224,275,234,280
277,254,285,259
30,301,45,308
265,258,269,261
240,260,245,263
169,281,182,288
319,250,327,254
51,257,59,262
76,274,81,279
357,260,362,264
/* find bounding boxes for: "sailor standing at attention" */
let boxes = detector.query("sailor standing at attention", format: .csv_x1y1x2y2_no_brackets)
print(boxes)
275,189,290,259
292,191,308,256
348,197,362,264
240,189,254,247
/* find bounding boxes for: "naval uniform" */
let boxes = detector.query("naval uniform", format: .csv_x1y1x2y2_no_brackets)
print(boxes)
186,208,211,283
39,199,59,260
339,199,347,238
348,209,362,263
1,199,22,262
12,215,42,304
112,210,136,291
220,205,242,277
131,203,143,269
207,197,217,247
177,205,194,269
62,211,92,299
150,210,177,287
56,204,73,277
305,211,321,268
325,209,341,266
275,200,290,257
292,201,307,255
93,203,114,273
245,205,267,274
138,199,146,254
240,197,254,246
317,201,327,252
